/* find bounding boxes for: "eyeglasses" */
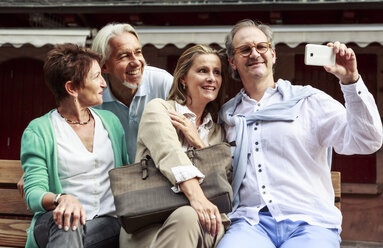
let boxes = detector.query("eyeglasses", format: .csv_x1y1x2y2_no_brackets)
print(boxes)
233,42,272,57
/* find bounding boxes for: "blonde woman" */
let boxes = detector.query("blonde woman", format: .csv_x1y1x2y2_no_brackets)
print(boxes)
120,44,229,248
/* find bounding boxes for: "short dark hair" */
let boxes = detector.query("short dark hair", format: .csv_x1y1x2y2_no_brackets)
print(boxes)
44,43,102,103
168,44,228,118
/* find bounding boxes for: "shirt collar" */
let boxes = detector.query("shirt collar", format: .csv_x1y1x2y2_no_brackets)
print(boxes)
240,83,278,105
174,102,214,130
101,77,115,103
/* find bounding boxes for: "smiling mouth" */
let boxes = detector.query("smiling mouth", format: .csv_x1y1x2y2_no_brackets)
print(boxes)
248,61,264,66
126,69,140,75
202,86,216,91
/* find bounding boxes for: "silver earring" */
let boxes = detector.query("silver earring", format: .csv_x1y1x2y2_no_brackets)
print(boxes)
74,97,77,103
182,84,186,90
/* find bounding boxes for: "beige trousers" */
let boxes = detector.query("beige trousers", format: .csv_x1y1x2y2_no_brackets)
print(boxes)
120,206,225,248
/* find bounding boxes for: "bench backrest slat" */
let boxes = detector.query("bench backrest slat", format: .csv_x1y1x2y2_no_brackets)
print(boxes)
0,189,33,216
0,160,23,185
331,171,341,210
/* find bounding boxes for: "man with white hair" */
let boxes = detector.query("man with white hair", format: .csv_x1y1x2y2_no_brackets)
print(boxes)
92,23,173,163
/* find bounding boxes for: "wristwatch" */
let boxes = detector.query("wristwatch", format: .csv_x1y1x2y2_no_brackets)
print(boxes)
53,193,66,206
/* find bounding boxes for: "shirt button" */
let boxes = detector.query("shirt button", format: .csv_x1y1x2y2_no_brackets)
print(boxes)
263,191,266,194
257,103,261,106
269,200,272,203
258,164,261,168
254,127,258,131
255,122,259,126
262,185,265,189
255,141,259,145
258,169,262,173
255,148,259,152
358,91,361,95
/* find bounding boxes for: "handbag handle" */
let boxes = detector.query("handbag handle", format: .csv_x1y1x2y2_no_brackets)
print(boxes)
185,149,196,165
185,141,235,165
141,158,149,180
140,155,155,180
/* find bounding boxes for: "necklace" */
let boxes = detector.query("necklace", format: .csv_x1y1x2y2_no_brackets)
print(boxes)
58,108,91,125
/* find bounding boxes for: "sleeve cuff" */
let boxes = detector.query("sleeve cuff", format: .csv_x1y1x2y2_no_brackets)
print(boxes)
340,75,368,102
171,165,205,193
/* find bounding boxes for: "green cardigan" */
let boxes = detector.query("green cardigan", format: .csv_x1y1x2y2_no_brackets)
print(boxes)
21,108,129,248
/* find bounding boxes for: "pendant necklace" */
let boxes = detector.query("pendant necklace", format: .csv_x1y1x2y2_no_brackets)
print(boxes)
58,108,91,125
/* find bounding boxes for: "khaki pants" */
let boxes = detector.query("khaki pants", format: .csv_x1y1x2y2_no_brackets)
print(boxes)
120,206,225,248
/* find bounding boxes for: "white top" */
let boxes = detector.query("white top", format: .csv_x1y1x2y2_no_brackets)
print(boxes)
170,102,214,192
52,109,116,219
225,78,382,231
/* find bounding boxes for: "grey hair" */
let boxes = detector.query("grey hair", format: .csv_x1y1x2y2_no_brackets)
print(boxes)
225,19,274,81
91,23,140,66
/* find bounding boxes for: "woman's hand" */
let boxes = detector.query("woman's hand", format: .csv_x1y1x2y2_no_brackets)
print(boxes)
168,111,206,149
52,194,86,231
17,175,29,210
324,41,359,85
17,174,25,199
180,178,221,236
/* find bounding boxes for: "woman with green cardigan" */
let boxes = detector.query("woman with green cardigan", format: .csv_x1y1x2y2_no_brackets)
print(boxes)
20,44,128,248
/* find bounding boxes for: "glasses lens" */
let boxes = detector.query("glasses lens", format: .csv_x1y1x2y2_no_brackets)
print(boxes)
239,45,252,56
235,42,270,56
257,42,269,53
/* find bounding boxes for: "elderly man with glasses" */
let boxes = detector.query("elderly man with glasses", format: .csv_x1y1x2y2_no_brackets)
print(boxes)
217,19,382,248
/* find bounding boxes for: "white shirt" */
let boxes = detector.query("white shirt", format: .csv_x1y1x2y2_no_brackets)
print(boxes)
225,78,382,231
52,109,116,219
171,103,214,192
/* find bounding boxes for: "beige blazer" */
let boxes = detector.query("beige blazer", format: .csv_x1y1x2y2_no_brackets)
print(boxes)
136,98,225,186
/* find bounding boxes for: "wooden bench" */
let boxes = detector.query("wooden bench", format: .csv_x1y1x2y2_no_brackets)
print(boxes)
0,159,342,247
332,171,341,210
0,159,32,247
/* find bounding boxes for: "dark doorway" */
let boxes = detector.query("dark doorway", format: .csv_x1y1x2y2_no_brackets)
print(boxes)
0,57,56,159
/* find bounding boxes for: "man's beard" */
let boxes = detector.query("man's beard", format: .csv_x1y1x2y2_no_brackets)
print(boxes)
122,81,141,89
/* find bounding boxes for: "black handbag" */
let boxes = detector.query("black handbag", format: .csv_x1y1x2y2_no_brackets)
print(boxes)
109,142,233,233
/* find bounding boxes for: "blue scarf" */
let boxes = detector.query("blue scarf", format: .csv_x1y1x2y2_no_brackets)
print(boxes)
219,79,331,212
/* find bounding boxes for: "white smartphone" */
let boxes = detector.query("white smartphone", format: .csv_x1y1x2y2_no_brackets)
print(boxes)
304,44,335,66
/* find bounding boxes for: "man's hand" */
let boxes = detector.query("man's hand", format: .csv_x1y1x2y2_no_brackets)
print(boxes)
324,41,359,85
52,194,86,232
